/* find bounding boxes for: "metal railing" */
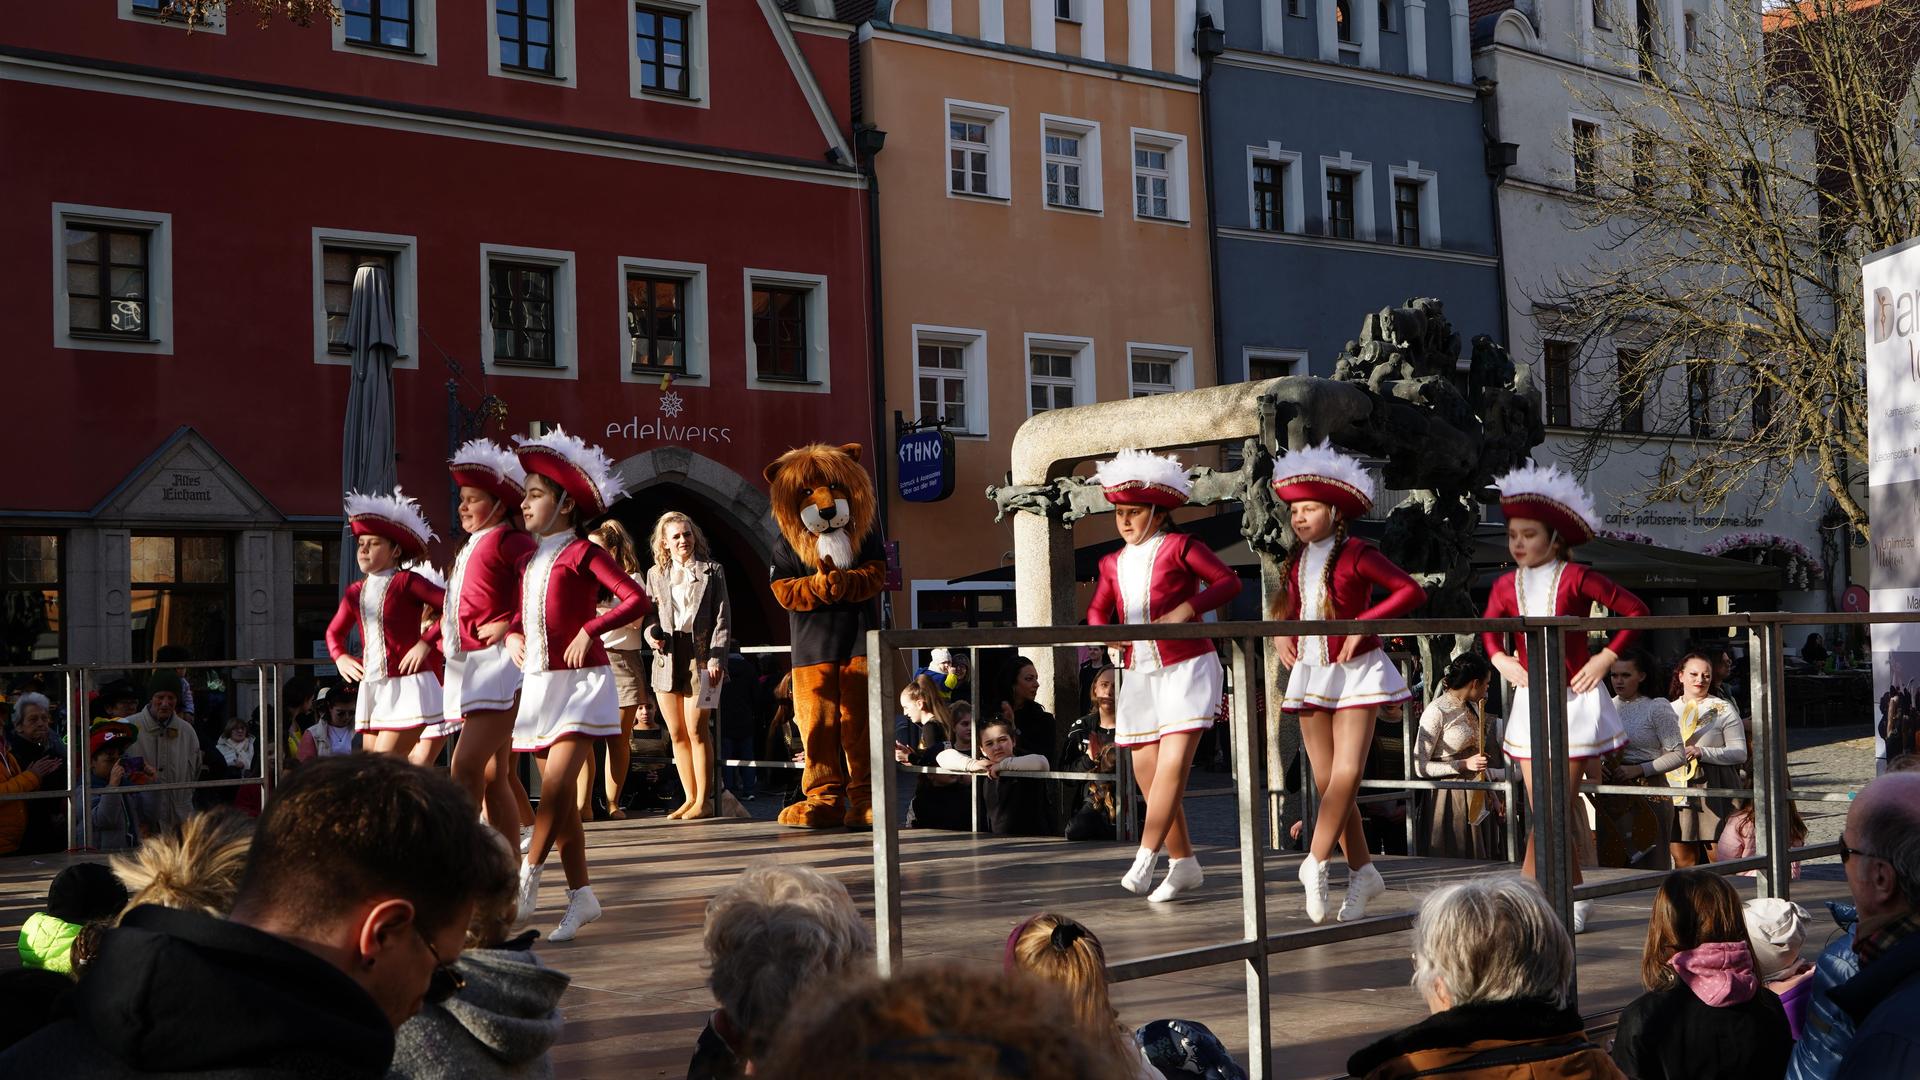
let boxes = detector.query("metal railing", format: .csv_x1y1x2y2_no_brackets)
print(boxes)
864,609,1885,1080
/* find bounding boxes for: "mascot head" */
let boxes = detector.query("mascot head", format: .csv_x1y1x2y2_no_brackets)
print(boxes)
764,443,877,571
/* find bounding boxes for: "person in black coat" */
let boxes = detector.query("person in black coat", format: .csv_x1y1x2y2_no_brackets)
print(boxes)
1611,870,1792,1080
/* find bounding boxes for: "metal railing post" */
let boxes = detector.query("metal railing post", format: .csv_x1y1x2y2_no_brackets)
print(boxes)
263,663,282,798
968,646,981,835
1229,636,1272,1079
1748,617,1792,898
68,666,85,852
1401,659,1418,855
869,631,904,974
1529,623,1574,933
1118,743,1139,845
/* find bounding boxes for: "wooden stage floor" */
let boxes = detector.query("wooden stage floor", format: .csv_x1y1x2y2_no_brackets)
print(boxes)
0,814,1853,1080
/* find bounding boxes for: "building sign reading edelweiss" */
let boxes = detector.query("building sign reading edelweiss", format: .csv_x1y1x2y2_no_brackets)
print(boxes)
604,391,733,445
1862,238,1920,758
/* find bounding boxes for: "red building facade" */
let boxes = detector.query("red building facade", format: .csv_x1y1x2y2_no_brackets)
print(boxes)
0,1,873,668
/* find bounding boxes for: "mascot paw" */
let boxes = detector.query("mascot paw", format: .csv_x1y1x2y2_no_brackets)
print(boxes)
842,804,873,831
777,799,847,829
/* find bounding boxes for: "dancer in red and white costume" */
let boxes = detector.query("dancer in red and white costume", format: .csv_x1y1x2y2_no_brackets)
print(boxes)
327,488,446,759
442,439,539,851
507,428,649,942
1086,450,1241,903
1270,443,1425,923
1482,462,1646,933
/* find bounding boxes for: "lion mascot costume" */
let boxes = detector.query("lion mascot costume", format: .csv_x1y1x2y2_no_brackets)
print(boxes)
764,443,888,828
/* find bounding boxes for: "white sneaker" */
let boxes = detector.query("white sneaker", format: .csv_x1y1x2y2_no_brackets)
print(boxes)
1149,857,1204,903
1298,855,1331,924
548,885,603,943
1121,848,1160,895
1336,863,1386,922
519,825,533,855
1573,899,1593,935
515,861,543,925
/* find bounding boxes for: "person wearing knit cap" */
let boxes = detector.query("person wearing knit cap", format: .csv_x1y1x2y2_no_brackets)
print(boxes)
1268,441,1426,924
327,487,447,760
1482,461,1649,934
1086,449,1241,903
17,863,128,975
506,427,650,943
126,672,201,837
442,439,540,853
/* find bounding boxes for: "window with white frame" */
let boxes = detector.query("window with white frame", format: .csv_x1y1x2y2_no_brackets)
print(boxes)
333,0,437,64
1247,143,1305,234
1320,154,1375,241
1040,116,1101,211
1571,119,1601,195
912,326,987,435
1245,347,1305,381
1127,344,1193,397
1055,0,1078,20
744,269,830,392
53,204,173,355
618,257,706,386
1388,163,1440,248
312,228,418,368
480,244,576,379
121,0,224,31
1024,334,1095,415
630,1,707,105
491,0,576,86
1378,0,1394,32
1132,130,1190,223
947,101,1010,200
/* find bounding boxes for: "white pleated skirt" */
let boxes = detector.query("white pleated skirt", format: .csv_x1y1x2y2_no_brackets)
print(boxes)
1502,683,1628,761
355,671,444,733
513,665,621,752
443,642,522,721
1281,647,1409,714
1115,651,1222,748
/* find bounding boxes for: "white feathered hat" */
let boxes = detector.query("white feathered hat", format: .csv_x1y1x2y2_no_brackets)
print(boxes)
1493,461,1601,546
513,426,627,517
1271,440,1376,519
1092,449,1192,509
344,487,436,561
448,438,527,506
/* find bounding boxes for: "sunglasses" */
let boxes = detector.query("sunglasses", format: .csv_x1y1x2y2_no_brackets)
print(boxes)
1838,838,1884,866
414,926,466,1005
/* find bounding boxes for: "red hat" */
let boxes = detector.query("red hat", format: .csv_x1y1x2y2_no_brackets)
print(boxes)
514,427,626,517
1493,462,1601,547
1092,449,1191,509
448,438,526,508
88,725,136,757
344,487,436,561
1271,441,1375,520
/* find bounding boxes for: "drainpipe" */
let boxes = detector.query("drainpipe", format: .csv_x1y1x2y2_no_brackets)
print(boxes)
1196,15,1229,385
856,122,891,625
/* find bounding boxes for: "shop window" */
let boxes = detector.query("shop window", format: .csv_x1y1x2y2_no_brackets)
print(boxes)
1,532,62,665
130,534,232,663
293,534,341,665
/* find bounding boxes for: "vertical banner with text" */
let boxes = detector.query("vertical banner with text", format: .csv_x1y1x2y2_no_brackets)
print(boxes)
1862,238,1920,758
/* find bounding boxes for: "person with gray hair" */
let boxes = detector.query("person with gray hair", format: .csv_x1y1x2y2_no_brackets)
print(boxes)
1345,875,1624,1079
1826,771,1920,1078
688,863,873,1079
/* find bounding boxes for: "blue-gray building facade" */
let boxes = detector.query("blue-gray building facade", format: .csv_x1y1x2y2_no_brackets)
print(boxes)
1208,0,1502,380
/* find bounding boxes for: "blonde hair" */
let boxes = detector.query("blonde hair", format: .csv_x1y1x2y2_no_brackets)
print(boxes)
1005,914,1133,1063
590,519,643,575
650,511,713,571
111,809,255,920
901,675,955,752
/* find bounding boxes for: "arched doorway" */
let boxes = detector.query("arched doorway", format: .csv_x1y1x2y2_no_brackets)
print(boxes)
609,449,785,650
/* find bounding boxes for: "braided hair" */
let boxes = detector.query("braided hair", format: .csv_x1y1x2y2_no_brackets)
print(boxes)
1272,515,1351,620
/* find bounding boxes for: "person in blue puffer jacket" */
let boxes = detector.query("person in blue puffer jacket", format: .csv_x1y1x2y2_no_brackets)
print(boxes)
1787,902,1861,1080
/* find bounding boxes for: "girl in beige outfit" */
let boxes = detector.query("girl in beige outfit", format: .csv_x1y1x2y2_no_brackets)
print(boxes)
642,512,732,819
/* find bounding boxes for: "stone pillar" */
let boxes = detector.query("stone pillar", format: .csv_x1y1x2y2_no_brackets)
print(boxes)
1082,0,1106,60
1176,0,1201,78
232,528,290,722
1449,0,1471,84
1405,0,1428,78
979,0,1004,43
1260,0,1285,52
1360,0,1380,67
98,529,133,664
1318,0,1339,61
1128,0,1153,68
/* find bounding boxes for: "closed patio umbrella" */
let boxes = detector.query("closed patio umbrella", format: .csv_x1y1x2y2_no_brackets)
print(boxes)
339,258,399,589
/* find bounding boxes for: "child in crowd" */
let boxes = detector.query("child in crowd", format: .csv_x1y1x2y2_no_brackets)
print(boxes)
937,717,1050,836
1086,449,1241,903
328,487,446,759
1745,897,1816,1041
1611,870,1793,1080
1270,442,1425,922
17,864,127,976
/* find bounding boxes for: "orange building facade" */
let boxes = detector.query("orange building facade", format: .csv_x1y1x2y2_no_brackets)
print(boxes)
862,0,1217,632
